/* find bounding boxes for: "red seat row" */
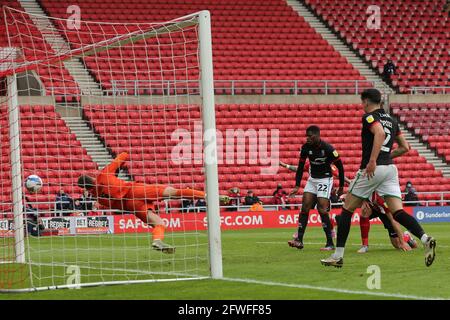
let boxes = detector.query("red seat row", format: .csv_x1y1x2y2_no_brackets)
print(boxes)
305,0,450,92
392,103,450,163
82,103,450,198
37,0,364,92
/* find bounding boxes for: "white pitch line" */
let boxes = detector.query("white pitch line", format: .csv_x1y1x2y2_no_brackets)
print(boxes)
222,277,447,300
256,241,450,248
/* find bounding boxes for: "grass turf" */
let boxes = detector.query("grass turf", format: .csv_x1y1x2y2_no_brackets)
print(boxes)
0,223,448,300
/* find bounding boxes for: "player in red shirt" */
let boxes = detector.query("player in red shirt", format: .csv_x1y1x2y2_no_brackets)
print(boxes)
77,152,205,253
358,192,417,253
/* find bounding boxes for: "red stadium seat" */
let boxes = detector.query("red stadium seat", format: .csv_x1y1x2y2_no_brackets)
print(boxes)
78,103,450,199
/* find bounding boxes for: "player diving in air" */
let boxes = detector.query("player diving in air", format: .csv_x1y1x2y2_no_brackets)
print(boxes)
77,152,205,254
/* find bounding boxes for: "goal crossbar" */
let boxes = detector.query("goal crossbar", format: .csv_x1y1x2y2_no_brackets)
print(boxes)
1,6,199,78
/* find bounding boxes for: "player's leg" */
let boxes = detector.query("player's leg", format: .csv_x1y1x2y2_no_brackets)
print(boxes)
129,184,205,201
129,200,175,254
317,197,334,250
162,186,205,199
292,197,317,239
329,209,336,239
288,192,316,249
368,205,408,250
358,200,372,253
358,219,370,253
315,177,334,250
321,169,373,267
378,164,435,266
384,196,435,265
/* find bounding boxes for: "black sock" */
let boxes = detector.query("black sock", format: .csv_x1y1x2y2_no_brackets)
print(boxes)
320,213,334,246
335,214,341,225
336,208,353,247
376,212,398,237
393,209,425,239
296,212,309,242
369,210,380,220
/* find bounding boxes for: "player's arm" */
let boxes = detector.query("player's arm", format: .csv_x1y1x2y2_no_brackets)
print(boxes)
94,197,113,213
328,148,345,195
102,152,129,175
281,161,311,174
290,149,307,196
333,159,346,196
331,164,352,185
385,211,411,251
366,122,386,178
279,161,297,172
391,133,410,159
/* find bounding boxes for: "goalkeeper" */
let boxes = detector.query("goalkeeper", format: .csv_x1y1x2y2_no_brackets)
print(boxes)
77,152,205,254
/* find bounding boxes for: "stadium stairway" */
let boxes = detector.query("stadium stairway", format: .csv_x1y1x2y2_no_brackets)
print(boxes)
287,0,393,95
60,116,112,169
399,123,450,178
60,115,130,181
18,0,103,96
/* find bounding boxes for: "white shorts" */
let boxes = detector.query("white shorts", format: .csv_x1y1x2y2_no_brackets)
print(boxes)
304,177,333,199
349,164,402,200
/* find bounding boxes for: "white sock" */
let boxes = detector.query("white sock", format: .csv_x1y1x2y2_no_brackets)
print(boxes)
332,247,345,259
420,234,429,244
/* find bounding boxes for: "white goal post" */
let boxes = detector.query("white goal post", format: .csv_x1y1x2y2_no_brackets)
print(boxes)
0,8,222,292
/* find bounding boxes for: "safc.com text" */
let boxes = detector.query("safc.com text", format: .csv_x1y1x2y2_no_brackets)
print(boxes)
203,215,263,227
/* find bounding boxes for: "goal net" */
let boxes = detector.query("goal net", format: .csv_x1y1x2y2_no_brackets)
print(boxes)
0,7,221,292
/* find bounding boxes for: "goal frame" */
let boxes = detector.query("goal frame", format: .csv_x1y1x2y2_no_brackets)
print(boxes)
3,9,222,292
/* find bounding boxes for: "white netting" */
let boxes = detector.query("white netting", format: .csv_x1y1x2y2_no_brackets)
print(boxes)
0,7,219,291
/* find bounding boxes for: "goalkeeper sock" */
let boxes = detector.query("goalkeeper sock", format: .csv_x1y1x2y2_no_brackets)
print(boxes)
393,209,425,239
175,189,205,199
153,225,165,241
296,212,309,242
319,214,334,246
336,208,353,248
360,216,370,246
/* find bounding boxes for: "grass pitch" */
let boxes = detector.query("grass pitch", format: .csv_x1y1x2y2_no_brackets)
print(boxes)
1,223,449,300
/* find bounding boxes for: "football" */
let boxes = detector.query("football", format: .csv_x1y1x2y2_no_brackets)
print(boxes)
25,175,43,193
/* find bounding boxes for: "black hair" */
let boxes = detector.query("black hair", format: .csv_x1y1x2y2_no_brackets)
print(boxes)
77,175,95,190
306,125,320,135
361,88,382,104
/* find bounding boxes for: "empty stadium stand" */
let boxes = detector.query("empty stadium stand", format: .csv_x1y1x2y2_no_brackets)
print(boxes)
84,103,450,206
0,104,97,215
0,1,80,98
37,0,370,94
391,103,450,163
305,0,450,93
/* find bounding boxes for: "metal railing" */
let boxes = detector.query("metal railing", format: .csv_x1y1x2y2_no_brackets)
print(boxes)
220,191,450,212
109,79,375,96
0,191,448,218
410,86,450,94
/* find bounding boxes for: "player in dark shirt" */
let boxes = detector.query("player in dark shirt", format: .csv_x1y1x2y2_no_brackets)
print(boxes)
321,88,436,268
281,161,414,252
288,125,345,251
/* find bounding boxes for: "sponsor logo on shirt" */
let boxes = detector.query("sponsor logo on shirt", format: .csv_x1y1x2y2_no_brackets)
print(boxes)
366,115,375,123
